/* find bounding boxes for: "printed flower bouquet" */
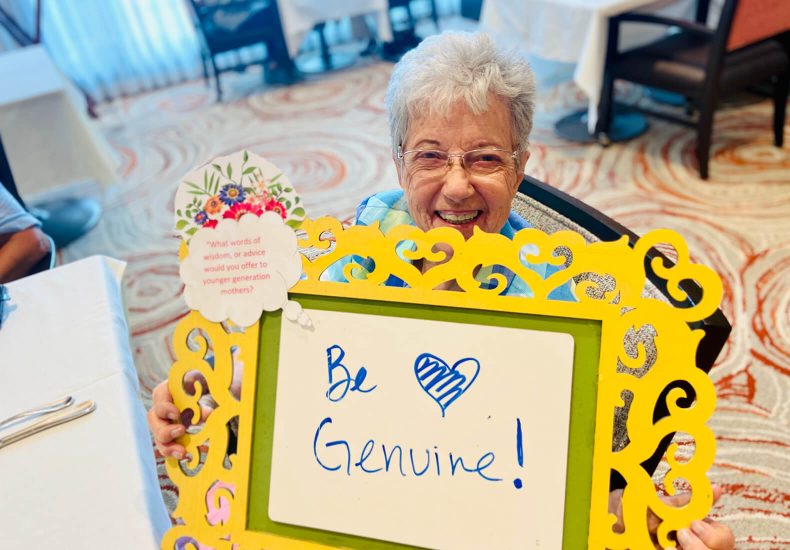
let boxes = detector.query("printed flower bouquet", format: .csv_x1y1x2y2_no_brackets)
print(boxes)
174,150,305,242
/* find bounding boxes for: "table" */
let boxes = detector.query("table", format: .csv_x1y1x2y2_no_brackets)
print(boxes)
277,0,393,59
0,46,118,198
480,0,694,140
0,256,170,549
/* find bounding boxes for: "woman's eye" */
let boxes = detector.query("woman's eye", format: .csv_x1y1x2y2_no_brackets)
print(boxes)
416,151,443,160
471,153,502,165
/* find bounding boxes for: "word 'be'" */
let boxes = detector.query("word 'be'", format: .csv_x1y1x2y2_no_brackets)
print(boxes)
325,345,377,402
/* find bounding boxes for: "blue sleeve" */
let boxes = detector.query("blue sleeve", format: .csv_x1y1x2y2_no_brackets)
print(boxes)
355,195,372,225
0,184,39,234
320,197,370,283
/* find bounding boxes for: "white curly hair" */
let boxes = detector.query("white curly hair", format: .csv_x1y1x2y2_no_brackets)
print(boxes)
385,31,537,155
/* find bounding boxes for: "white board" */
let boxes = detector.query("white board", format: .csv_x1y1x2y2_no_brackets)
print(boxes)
268,308,575,549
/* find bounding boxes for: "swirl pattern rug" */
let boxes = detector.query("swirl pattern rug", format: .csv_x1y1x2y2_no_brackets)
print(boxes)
61,60,789,548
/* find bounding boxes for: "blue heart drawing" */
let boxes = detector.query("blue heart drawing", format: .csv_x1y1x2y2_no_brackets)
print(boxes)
414,353,480,417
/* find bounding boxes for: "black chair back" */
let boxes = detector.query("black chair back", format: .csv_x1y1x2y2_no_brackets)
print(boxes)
514,175,731,490
516,175,731,372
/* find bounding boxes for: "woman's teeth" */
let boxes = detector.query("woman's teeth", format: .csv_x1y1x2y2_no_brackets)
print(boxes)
437,211,480,224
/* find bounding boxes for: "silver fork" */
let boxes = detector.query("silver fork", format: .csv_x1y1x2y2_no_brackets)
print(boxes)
0,400,96,450
0,395,74,431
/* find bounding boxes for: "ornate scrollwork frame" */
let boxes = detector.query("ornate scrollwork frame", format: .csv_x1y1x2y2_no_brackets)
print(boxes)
162,217,722,550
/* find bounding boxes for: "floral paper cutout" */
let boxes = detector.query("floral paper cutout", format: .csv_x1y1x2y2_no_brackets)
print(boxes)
174,150,305,243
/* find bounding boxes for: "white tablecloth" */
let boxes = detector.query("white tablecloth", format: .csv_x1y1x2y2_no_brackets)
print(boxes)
278,0,393,57
481,0,694,130
0,46,118,198
0,256,170,549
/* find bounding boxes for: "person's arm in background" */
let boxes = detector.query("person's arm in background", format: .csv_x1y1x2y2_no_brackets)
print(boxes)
0,227,50,283
0,185,50,283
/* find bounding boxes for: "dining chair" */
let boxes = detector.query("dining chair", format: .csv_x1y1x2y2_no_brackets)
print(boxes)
514,174,731,489
595,0,790,179
380,0,440,62
460,0,483,21
388,0,439,34
295,22,361,74
186,0,296,100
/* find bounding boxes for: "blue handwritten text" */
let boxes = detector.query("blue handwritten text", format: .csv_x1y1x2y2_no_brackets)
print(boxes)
325,344,377,402
313,416,502,482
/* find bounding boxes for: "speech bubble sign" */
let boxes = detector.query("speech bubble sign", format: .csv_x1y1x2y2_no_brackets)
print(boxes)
175,150,309,326
180,213,303,327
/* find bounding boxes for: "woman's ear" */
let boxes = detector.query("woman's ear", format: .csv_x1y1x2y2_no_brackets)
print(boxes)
518,150,531,173
393,154,406,190
513,149,531,190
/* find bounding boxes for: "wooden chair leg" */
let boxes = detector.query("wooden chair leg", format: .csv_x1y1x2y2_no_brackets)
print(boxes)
210,55,222,101
773,72,789,147
429,0,439,30
316,23,331,68
405,3,415,30
696,105,715,180
595,72,616,141
200,53,210,89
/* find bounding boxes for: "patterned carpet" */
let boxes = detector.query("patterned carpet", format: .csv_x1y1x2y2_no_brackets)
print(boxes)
60,53,790,548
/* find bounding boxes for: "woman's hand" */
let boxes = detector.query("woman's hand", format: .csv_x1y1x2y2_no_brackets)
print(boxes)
147,372,213,460
675,486,734,550
148,349,244,459
609,485,735,550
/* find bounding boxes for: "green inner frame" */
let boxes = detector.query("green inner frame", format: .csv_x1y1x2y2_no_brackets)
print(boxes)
247,294,602,549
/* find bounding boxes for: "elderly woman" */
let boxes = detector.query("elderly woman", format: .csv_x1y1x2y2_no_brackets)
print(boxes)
335,30,561,296
150,32,734,550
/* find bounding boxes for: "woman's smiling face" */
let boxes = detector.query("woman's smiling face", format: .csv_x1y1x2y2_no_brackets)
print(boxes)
396,95,529,240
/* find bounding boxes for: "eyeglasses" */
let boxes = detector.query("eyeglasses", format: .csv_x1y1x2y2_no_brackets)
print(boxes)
397,147,518,178
0,284,8,329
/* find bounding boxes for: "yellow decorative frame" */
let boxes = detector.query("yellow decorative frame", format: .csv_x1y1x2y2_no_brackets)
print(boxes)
162,217,722,550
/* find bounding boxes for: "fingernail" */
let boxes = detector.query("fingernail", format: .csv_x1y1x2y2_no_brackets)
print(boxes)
677,528,692,546
173,451,184,460
167,412,178,421
691,520,707,536
170,427,182,438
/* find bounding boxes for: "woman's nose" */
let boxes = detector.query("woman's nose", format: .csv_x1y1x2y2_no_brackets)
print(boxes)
441,161,474,202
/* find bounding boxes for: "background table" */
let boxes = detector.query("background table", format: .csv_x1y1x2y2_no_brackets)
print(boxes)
0,46,118,198
0,256,170,549
481,0,694,138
